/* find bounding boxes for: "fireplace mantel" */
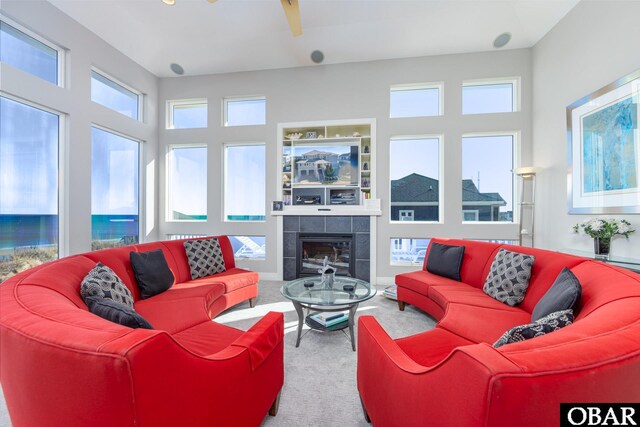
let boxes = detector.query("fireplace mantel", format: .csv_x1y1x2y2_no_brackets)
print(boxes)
271,207,381,216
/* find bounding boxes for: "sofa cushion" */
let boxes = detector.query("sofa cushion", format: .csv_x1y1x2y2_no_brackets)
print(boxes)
426,242,465,281
396,327,475,367
483,248,534,306
396,270,462,297
85,296,153,329
429,284,526,313
437,303,531,344
187,268,259,293
493,309,574,348
184,238,227,279
80,262,135,308
172,320,244,356
532,267,582,322
130,249,175,299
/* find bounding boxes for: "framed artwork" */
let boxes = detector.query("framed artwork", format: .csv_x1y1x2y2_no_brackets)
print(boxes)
567,69,640,214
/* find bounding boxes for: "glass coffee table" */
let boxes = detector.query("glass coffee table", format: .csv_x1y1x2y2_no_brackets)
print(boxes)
281,276,376,351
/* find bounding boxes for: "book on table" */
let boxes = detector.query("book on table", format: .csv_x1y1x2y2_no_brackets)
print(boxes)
310,311,348,327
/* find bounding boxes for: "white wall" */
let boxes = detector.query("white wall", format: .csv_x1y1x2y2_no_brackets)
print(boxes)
532,0,640,259
0,1,159,255
159,49,532,279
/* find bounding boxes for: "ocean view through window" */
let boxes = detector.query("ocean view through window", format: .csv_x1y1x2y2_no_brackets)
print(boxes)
0,97,59,282
91,127,140,249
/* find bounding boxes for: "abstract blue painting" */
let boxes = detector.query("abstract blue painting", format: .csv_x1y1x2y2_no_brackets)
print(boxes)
582,96,638,193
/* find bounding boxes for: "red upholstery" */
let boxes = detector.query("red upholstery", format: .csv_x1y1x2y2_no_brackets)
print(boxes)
359,239,640,426
0,236,283,426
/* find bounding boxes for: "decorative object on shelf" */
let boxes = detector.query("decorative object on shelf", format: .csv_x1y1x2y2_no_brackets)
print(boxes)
282,174,291,188
335,134,341,137
319,256,336,289
272,201,283,211
362,162,369,171
304,131,317,139
571,218,635,260
567,69,640,214
363,145,369,154
318,134,324,139
295,195,321,205
286,132,303,140
352,132,361,137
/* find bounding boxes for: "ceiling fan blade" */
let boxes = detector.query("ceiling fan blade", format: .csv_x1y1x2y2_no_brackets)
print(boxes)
207,0,217,2
280,0,302,37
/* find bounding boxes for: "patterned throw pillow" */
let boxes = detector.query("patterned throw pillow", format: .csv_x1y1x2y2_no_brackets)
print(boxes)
483,248,535,306
493,309,574,348
80,262,134,308
184,238,227,279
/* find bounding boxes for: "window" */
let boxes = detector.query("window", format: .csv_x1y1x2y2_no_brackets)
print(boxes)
462,79,517,114
228,236,266,260
223,96,266,126
0,20,60,85
390,136,440,222
224,144,266,221
0,96,59,281
462,134,514,222
167,146,207,221
91,70,141,120
390,238,431,265
390,84,442,118
91,127,140,249
167,99,207,129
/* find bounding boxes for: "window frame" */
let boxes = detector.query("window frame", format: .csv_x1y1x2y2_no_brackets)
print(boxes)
222,95,266,127
0,15,65,87
389,82,444,118
389,134,444,224
222,142,266,222
166,144,208,222
461,131,519,224
166,98,208,129
0,93,65,259
462,77,520,114
91,67,143,121
90,124,143,245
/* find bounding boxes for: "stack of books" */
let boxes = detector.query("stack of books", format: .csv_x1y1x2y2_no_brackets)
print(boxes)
382,285,398,300
309,311,348,327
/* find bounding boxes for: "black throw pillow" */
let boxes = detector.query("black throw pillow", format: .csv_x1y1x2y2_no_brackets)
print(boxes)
130,249,175,299
493,309,573,348
531,267,582,322
425,242,465,281
85,296,153,329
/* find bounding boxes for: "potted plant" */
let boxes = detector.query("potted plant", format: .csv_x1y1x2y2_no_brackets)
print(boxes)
571,218,635,259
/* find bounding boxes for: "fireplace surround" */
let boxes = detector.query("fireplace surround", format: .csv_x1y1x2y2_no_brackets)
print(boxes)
297,233,354,278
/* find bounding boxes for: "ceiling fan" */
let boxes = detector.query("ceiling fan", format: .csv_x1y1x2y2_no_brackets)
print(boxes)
161,0,302,37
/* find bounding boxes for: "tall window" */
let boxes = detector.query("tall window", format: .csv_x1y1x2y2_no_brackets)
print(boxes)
462,80,517,114
228,236,266,260
390,238,431,265
91,70,141,120
91,127,139,249
390,136,440,222
224,144,265,221
168,146,207,221
0,20,60,85
167,99,207,129
223,96,266,127
390,84,442,118
0,97,59,281
462,134,514,222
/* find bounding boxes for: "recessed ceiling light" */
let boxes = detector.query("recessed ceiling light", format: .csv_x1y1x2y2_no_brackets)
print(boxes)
170,63,184,75
162,0,176,5
493,32,512,49
311,50,324,64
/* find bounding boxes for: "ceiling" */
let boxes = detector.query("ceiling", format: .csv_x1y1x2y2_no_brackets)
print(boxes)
48,0,580,78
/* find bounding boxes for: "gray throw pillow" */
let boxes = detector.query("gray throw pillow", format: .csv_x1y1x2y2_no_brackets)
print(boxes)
483,248,535,306
493,309,574,348
426,242,465,281
80,262,134,308
85,296,153,329
184,238,227,280
531,267,582,322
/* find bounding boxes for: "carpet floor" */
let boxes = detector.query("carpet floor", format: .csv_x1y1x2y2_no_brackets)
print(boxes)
0,280,436,426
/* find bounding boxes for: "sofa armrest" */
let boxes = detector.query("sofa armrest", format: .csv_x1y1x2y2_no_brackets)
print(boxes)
230,311,284,371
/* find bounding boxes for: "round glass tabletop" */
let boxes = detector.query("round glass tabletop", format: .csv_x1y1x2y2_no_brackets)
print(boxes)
281,276,376,306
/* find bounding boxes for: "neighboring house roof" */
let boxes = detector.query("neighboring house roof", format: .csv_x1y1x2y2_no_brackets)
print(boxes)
390,173,506,205
302,150,335,157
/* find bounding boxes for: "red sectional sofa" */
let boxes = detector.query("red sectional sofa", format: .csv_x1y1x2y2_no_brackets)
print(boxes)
358,238,640,427
0,236,284,426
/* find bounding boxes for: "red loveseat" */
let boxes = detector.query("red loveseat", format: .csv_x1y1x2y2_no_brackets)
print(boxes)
0,236,284,426
358,238,640,427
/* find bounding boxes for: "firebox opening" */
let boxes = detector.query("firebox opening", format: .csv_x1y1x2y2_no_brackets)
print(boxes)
297,233,354,278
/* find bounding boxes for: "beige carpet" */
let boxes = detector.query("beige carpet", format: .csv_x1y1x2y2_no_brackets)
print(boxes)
0,280,436,426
